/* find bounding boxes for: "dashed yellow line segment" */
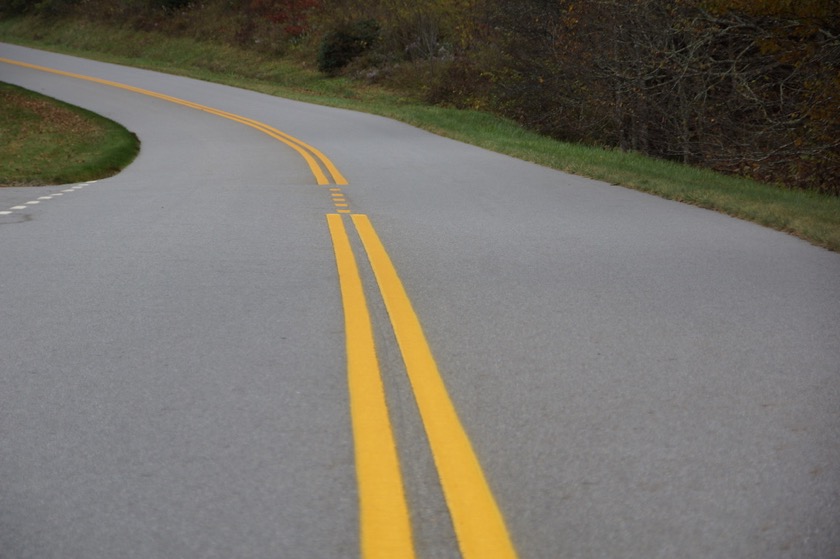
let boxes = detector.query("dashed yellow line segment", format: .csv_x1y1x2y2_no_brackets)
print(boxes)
329,188,351,212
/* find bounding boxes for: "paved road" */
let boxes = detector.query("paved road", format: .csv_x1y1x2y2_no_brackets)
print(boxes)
1,43,838,559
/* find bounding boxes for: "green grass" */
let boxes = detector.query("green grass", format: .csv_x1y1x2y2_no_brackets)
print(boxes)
0,80,139,186
1,16,838,251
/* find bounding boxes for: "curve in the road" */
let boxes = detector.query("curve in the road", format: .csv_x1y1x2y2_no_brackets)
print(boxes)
0,54,518,559
0,57,346,186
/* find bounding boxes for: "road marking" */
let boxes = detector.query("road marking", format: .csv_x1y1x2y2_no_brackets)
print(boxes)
326,185,353,213
2,54,517,557
326,214,416,559
351,214,518,559
1,183,90,216
0,58,347,186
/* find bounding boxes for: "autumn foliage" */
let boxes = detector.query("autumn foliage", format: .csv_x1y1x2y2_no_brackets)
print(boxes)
4,0,837,193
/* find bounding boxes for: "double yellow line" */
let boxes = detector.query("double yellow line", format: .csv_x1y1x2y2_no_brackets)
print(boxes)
2,56,517,559
329,214,518,559
0,57,347,186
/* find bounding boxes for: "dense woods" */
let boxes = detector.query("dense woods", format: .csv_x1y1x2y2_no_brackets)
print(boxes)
4,0,838,194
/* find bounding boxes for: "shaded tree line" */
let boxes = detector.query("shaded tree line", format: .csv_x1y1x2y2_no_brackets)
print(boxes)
317,0,838,193
4,0,837,193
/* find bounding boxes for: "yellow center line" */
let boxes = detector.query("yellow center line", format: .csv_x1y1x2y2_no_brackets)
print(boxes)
326,214,416,559
351,214,519,559
3,53,517,557
0,57,347,185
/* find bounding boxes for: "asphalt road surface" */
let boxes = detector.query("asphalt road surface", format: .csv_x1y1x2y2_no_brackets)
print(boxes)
1,43,838,559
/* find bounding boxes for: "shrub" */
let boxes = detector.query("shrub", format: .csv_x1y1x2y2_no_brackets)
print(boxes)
317,18,380,75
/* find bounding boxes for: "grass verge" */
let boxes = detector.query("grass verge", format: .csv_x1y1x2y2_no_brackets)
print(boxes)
0,80,139,186
1,16,838,251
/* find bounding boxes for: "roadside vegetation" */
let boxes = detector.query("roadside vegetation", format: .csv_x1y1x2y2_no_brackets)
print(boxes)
0,81,139,186
0,0,838,251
